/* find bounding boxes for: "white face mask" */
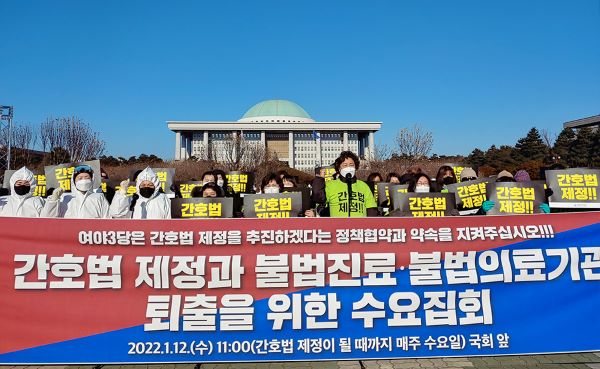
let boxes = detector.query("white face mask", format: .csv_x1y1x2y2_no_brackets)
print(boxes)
340,167,356,178
415,185,430,193
75,179,93,192
217,179,224,187
264,186,279,194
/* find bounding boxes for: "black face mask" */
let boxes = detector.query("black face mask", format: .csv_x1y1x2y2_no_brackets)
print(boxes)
14,185,31,196
139,187,154,198
442,177,456,185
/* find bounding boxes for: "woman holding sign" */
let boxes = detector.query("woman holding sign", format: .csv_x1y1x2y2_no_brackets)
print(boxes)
110,167,171,219
0,167,45,217
41,164,110,218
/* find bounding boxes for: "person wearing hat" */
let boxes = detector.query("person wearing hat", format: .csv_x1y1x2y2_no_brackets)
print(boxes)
110,167,171,219
459,167,478,182
0,167,45,217
41,164,110,218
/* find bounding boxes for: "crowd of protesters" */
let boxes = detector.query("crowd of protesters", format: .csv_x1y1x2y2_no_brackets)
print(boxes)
0,149,594,219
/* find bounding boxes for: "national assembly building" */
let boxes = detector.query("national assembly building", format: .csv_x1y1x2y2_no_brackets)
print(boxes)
167,99,382,170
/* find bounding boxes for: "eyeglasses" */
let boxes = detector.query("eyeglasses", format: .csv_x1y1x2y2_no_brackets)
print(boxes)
462,177,477,181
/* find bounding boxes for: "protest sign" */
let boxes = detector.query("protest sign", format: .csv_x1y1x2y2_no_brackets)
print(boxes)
243,192,302,218
391,192,456,217
226,172,254,194
171,197,233,218
1,213,599,363
45,160,101,192
545,169,600,209
486,182,545,215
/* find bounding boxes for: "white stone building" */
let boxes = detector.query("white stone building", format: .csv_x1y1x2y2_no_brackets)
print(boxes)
168,99,382,170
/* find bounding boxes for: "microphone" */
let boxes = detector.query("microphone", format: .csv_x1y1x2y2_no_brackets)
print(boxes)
345,173,353,180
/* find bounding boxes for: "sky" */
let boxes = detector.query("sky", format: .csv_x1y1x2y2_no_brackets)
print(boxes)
2,0,599,160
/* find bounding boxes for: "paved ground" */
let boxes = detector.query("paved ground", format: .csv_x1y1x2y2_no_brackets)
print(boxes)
3,352,600,369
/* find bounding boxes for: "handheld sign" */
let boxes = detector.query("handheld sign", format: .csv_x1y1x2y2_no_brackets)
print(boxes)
2,170,47,197
387,184,410,209
130,168,175,195
391,192,456,217
445,178,489,210
45,160,101,192
243,192,302,218
282,186,311,211
226,171,254,194
545,168,600,209
317,165,336,181
486,181,545,215
171,197,233,218
177,181,204,199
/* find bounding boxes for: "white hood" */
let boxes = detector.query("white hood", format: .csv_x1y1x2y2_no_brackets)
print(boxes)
136,167,161,199
10,167,37,199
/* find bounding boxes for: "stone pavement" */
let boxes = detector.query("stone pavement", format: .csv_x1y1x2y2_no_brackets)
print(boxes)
3,352,600,369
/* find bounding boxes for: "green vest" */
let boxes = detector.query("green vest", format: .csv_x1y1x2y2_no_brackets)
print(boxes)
326,178,377,217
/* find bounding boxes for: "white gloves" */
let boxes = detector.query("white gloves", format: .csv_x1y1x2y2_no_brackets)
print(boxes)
49,187,65,201
118,179,130,195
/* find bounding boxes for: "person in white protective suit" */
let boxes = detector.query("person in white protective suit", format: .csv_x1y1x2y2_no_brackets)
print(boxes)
0,167,45,217
41,164,110,219
110,167,171,219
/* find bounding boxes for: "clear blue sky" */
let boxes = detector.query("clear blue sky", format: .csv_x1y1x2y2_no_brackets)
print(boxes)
2,0,599,160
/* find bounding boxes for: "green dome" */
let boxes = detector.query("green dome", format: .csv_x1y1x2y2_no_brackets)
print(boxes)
240,99,313,122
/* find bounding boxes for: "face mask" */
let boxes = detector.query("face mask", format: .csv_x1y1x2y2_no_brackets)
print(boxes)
415,185,430,193
217,179,224,187
442,177,456,185
75,179,93,192
340,167,356,178
264,186,279,194
14,185,31,196
139,187,155,198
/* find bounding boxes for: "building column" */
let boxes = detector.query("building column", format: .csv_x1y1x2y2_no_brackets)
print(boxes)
185,133,193,159
288,131,294,168
175,131,181,160
203,130,209,160
368,131,375,160
316,131,322,167
343,131,349,151
261,130,266,148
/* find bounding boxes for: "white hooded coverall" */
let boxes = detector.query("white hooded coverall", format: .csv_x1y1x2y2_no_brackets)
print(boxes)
41,170,110,219
110,167,171,219
0,167,45,217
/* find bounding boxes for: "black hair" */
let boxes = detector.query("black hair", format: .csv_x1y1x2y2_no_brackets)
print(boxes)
334,151,360,173
435,165,456,184
386,172,401,182
282,174,297,187
260,173,284,192
367,172,383,182
409,173,433,192
192,182,223,198
201,170,215,182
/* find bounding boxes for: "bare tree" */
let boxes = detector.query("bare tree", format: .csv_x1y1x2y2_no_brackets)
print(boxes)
211,132,272,171
40,116,105,164
540,128,557,148
393,124,434,166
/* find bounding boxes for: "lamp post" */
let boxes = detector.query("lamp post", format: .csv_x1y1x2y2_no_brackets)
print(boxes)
0,105,14,171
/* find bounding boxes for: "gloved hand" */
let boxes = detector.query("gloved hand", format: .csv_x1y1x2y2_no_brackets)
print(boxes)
482,200,495,213
49,187,65,201
118,179,130,195
540,203,550,214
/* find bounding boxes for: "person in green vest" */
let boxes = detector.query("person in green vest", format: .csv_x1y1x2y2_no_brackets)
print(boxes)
310,151,378,217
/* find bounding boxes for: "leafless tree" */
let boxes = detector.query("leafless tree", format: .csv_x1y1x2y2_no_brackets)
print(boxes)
211,132,273,172
540,128,557,148
393,124,434,166
40,116,105,164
